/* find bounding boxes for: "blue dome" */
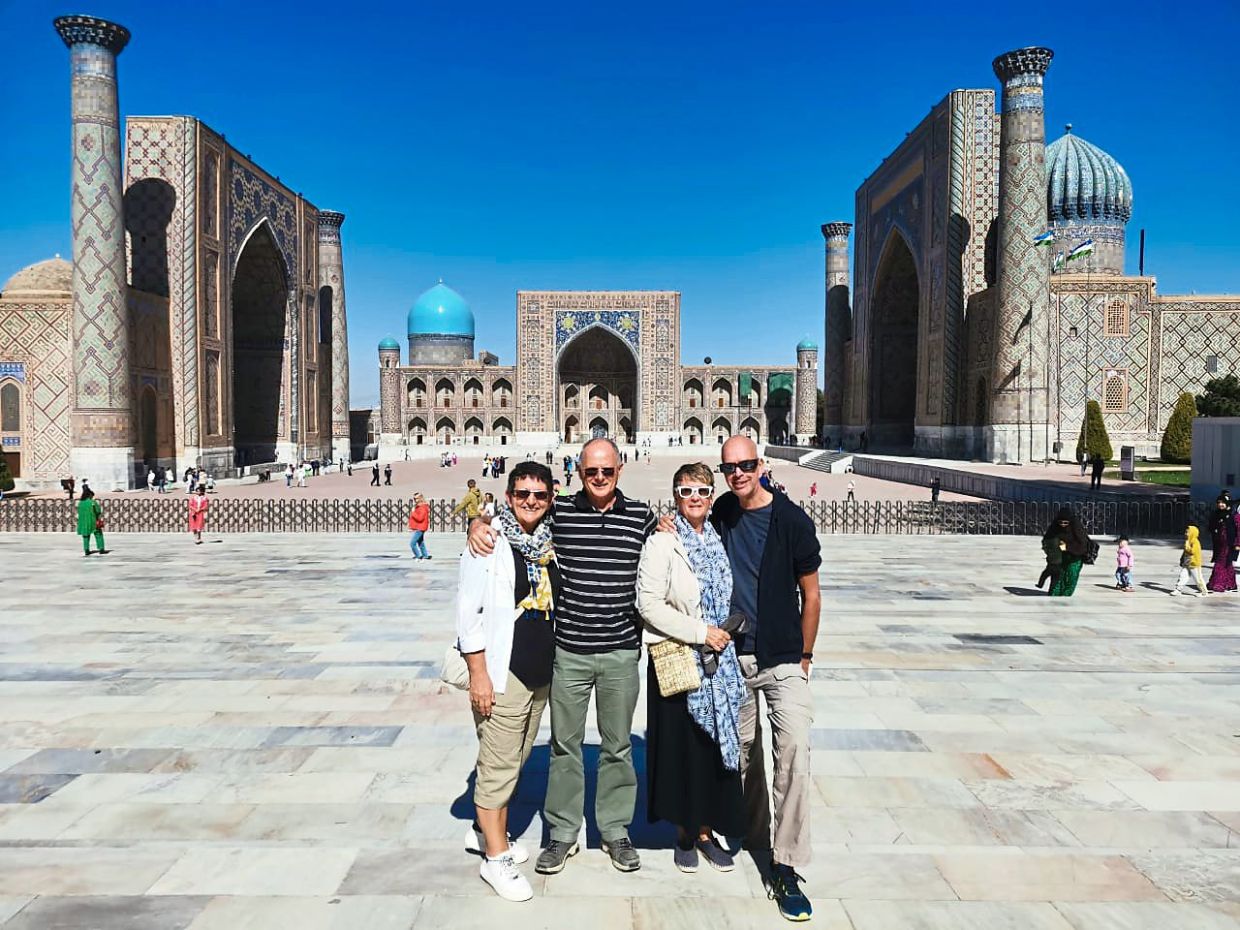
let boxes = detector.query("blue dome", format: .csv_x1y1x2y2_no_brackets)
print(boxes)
1046,126,1133,224
797,336,818,351
378,336,400,351
407,282,474,338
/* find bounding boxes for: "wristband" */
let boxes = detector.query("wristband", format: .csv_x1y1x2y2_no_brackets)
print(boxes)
801,652,814,661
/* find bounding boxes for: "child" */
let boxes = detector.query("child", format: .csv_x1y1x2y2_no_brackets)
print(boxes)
1038,533,1065,589
1115,536,1134,591
1172,525,1207,596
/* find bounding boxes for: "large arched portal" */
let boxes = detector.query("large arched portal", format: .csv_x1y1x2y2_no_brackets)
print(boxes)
231,224,288,465
868,232,920,449
557,326,637,441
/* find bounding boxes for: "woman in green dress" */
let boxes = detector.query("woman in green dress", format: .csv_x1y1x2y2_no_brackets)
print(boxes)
76,487,106,556
1047,507,1088,597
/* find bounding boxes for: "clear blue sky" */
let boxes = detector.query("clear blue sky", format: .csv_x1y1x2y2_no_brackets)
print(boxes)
2,0,1237,407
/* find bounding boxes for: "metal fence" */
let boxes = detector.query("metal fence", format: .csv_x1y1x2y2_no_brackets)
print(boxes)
0,495,1205,537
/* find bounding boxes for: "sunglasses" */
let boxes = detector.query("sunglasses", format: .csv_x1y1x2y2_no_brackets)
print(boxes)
511,489,551,502
719,458,759,476
675,485,714,499
582,467,616,479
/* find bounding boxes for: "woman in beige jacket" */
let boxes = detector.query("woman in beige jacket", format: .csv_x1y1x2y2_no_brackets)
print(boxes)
637,462,745,874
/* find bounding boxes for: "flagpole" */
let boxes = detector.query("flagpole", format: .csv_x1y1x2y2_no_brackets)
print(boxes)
1028,298,1035,462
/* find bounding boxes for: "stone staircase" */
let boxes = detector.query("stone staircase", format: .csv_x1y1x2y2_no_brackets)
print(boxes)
799,451,852,473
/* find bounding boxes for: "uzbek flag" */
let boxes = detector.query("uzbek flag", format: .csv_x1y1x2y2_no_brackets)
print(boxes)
1067,239,1095,262
1032,230,1055,247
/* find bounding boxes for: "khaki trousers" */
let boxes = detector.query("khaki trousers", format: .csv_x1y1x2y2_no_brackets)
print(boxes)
472,672,549,810
738,656,813,867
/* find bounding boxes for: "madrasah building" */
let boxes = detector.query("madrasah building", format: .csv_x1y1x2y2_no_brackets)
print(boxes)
820,45,1240,462
373,285,817,452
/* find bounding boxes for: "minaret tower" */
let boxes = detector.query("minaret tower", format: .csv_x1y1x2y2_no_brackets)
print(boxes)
821,222,852,442
378,338,402,448
317,211,351,463
794,338,819,443
989,46,1054,463
55,15,134,488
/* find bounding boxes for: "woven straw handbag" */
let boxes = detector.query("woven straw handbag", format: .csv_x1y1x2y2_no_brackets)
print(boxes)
648,638,701,697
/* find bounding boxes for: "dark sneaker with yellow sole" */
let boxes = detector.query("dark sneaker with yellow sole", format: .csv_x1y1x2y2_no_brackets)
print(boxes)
767,863,811,922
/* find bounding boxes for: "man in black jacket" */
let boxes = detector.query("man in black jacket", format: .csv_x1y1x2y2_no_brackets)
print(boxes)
714,436,820,922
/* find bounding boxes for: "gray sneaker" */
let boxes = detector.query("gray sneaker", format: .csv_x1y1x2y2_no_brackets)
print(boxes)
696,836,735,872
673,844,698,873
601,836,641,872
534,840,579,875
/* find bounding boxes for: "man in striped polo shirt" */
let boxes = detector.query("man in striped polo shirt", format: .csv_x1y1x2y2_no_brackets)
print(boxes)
468,437,655,875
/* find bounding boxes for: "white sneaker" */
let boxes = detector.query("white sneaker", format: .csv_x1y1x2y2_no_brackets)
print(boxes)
465,823,529,864
480,853,533,902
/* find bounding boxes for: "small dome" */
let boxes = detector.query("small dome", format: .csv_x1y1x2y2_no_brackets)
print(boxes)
797,336,818,351
378,336,401,351
2,257,72,297
407,281,474,338
1046,126,1133,224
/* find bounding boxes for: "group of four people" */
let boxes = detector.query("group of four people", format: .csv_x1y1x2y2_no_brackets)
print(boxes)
454,435,821,922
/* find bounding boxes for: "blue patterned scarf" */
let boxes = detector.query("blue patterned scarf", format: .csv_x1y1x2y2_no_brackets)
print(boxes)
675,514,745,770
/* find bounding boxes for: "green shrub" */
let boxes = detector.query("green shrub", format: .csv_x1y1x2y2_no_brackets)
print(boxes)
1197,373,1240,418
1160,392,1196,464
1075,400,1113,462
0,456,13,494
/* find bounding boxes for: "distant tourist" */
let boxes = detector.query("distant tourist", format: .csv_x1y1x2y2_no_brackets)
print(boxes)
846,479,856,503
456,461,559,901
1036,529,1064,590
408,493,431,560
370,463,381,487
188,485,209,545
1078,450,1088,477
1114,536,1134,592
454,478,483,524
637,462,744,875
76,487,106,557
147,467,156,492
1174,525,1207,596
285,463,294,488
1046,508,1089,596
481,491,497,519
1089,454,1105,491
809,482,817,499
384,463,393,486
1206,492,1239,593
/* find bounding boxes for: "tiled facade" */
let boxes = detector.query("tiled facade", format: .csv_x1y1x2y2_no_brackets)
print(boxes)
826,46,1240,461
379,290,811,449
0,18,350,488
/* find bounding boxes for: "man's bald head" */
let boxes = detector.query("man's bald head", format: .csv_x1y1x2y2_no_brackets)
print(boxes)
721,435,758,462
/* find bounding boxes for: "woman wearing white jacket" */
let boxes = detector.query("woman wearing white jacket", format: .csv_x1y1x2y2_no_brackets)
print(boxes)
456,460,559,902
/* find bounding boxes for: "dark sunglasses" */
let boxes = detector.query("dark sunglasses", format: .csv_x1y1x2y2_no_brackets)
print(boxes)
582,467,616,479
675,485,714,499
511,489,551,502
719,458,759,476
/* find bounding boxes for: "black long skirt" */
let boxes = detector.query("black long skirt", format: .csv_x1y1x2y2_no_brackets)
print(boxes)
645,657,744,836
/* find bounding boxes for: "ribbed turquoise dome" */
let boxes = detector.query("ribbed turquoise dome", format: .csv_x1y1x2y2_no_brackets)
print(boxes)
407,282,474,338
797,336,818,351
1046,126,1133,223
378,336,400,351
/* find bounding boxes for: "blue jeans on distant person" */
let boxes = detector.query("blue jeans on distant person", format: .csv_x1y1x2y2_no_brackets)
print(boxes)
1115,567,1132,588
409,531,429,559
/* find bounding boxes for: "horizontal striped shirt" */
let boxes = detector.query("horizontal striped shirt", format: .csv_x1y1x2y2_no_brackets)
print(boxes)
551,490,656,654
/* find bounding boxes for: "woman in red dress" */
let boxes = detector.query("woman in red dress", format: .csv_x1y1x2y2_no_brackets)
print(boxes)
188,485,209,544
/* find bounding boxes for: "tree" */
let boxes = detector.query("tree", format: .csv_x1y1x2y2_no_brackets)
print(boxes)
1197,373,1240,418
1160,392,1196,464
1075,400,1113,462
0,456,13,494
815,389,825,437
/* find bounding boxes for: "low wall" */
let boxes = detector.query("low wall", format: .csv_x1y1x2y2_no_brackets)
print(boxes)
0,496,1202,537
850,456,1171,505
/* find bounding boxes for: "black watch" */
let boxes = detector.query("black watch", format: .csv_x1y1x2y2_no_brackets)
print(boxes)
801,652,814,661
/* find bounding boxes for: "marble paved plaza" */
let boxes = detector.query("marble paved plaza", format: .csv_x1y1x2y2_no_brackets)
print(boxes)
0,532,1238,929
